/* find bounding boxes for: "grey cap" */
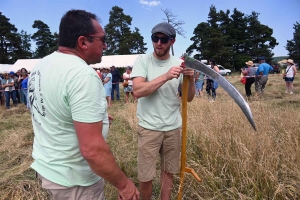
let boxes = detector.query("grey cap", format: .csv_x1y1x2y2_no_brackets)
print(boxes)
151,22,176,38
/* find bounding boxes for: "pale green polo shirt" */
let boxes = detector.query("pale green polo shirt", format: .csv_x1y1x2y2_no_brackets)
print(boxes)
131,53,183,131
29,52,109,187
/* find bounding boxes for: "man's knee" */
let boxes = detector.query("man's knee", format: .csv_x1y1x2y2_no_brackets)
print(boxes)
140,180,152,185
161,170,173,178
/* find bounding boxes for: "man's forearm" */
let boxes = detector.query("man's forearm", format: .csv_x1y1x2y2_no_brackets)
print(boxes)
133,74,168,98
75,121,129,191
85,143,128,190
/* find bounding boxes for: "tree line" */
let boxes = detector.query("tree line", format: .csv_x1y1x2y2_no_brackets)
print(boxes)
0,6,299,69
186,6,299,69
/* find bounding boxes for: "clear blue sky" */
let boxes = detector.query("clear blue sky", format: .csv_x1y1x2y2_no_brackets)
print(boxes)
1,0,299,58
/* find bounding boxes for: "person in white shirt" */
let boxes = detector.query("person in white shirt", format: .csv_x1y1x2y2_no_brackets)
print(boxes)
284,59,297,94
122,66,136,103
1,72,17,109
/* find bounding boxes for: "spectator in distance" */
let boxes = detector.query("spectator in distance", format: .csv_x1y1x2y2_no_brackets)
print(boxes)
110,65,121,101
255,56,273,95
103,67,112,107
241,61,256,97
284,59,297,94
123,66,136,103
1,72,17,109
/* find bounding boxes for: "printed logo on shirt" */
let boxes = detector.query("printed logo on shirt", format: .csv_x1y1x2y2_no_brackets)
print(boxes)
28,70,46,125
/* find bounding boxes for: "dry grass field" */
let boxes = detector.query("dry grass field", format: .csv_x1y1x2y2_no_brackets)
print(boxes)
0,75,299,200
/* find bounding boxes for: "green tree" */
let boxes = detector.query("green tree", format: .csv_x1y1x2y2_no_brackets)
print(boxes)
286,21,300,64
0,12,23,63
161,8,186,55
17,30,33,59
186,6,228,65
246,12,278,63
226,9,249,68
186,6,278,69
31,20,57,58
49,32,58,53
104,6,147,55
186,22,211,60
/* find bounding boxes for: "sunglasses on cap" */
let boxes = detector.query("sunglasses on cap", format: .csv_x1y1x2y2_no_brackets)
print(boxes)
151,35,173,44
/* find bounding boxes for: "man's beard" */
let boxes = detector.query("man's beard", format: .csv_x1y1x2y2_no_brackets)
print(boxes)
154,45,170,58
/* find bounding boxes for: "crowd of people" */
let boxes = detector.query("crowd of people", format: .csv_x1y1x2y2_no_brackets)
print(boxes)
93,65,137,106
241,57,297,97
192,57,297,101
0,68,30,109
0,9,297,200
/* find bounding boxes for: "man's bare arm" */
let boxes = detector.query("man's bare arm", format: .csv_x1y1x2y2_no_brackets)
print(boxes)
74,121,139,199
133,66,182,98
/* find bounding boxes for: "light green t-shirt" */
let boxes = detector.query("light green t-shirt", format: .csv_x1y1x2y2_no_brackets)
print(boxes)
131,53,183,131
29,52,109,187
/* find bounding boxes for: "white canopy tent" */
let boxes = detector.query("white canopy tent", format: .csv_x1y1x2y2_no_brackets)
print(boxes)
0,64,13,73
9,59,41,72
91,54,142,69
8,54,143,72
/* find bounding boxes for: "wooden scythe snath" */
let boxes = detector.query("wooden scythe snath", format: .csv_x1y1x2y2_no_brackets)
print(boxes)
176,53,256,199
177,75,201,200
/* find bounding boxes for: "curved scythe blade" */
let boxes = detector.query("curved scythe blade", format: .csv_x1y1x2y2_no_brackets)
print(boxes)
183,55,256,131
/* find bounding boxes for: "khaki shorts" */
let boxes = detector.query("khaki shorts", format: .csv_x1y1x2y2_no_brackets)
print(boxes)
137,126,181,182
38,173,105,200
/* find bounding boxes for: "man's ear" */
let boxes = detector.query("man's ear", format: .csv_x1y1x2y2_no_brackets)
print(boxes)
77,36,88,50
171,38,176,45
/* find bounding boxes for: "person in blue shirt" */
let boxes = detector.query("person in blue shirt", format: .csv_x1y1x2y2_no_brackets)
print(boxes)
21,72,30,109
103,68,113,107
255,56,273,94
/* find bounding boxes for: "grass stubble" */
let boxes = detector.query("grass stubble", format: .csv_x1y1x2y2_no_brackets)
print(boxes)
0,75,299,200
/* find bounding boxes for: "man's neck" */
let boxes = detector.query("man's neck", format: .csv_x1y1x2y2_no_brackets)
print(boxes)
153,52,170,60
57,46,88,63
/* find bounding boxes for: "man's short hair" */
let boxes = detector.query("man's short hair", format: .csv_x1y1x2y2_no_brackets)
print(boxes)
58,9,99,48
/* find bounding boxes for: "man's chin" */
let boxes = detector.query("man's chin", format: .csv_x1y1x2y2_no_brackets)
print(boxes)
155,50,167,58
95,57,102,64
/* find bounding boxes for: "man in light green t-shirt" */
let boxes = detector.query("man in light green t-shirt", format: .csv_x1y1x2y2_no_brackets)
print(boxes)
29,10,139,200
131,22,195,200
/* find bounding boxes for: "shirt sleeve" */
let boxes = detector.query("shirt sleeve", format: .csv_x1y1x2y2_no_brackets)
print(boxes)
67,74,107,123
131,55,147,78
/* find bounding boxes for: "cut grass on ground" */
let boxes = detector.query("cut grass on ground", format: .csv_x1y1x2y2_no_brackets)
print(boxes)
0,75,299,199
